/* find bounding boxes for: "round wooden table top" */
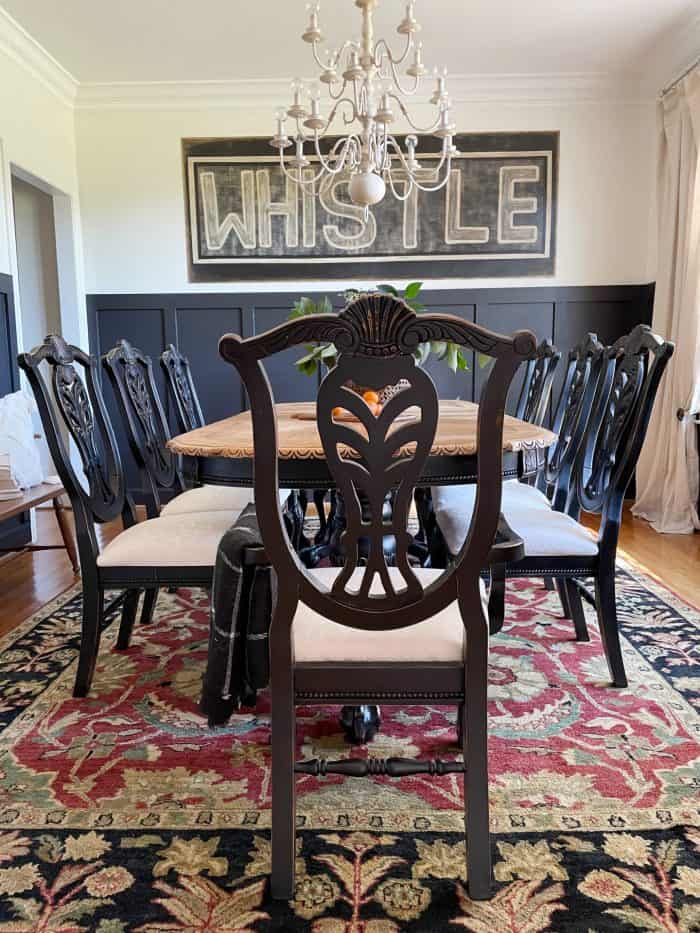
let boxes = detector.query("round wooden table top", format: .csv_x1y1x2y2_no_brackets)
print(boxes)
168,400,556,461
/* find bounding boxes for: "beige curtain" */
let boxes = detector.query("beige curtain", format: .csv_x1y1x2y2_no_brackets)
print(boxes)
633,70,700,534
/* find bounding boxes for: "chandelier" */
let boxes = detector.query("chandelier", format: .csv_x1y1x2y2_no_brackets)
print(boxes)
271,0,457,216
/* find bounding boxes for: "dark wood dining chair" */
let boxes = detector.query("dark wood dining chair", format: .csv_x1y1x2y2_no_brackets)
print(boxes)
514,337,561,427
161,343,206,433
430,333,606,628
104,339,265,522
219,291,536,901
160,341,306,551
415,337,560,567
18,335,235,698
432,325,674,687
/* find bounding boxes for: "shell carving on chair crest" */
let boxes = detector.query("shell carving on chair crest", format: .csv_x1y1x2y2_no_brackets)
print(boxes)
337,293,416,357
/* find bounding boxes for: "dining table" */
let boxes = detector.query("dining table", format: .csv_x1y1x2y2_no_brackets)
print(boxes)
169,398,557,742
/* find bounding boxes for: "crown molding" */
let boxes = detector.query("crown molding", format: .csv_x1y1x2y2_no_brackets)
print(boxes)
75,71,652,112
0,7,77,107
0,5,654,116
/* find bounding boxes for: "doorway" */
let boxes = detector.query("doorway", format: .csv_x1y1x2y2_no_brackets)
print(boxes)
11,173,63,479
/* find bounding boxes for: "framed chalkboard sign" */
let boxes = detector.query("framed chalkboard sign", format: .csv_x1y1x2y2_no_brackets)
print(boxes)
184,132,558,281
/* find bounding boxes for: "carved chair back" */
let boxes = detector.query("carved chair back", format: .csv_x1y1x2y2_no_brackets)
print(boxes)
542,333,609,512
219,292,536,633
576,325,674,547
18,335,134,567
515,338,561,426
161,344,205,433
103,339,185,518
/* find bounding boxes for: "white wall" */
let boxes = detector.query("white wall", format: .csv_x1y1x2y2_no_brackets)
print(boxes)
75,96,657,295
0,44,86,347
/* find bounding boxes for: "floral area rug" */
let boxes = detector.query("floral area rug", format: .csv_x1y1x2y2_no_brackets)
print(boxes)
0,560,698,931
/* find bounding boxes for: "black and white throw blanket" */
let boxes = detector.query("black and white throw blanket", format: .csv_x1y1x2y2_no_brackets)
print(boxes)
199,503,275,726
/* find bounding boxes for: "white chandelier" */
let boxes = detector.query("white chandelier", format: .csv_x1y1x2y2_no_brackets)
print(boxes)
271,0,457,216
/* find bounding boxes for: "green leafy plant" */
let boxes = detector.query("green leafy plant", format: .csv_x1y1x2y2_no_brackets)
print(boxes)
290,282,473,376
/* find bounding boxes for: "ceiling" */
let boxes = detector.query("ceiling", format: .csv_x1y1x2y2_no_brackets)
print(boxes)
2,0,696,86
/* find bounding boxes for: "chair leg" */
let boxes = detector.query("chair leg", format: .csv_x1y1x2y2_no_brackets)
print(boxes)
565,579,589,642
555,578,572,618
595,573,628,688
270,606,297,901
462,589,492,901
487,564,506,635
116,589,140,650
140,588,158,626
543,576,555,591
73,582,104,698
456,702,464,749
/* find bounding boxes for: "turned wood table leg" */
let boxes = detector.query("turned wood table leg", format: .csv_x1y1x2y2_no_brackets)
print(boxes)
53,496,79,574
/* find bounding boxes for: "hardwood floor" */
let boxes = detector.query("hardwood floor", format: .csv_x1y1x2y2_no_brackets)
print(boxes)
582,507,700,607
0,506,116,638
0,502,698,638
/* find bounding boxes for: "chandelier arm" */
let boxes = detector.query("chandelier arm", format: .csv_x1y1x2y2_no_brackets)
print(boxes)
385,170,415,202
310,39,358,76
328,78,350,101
320,97,359,134
310,40,328,73
334,40,360,69
390,95,443,133
374,33,412,69
312,134,357,174
382,56,422,97
386,135,451,182
411,166,453,193
277,150,327,187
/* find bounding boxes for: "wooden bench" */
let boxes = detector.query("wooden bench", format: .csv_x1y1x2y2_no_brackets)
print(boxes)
0,484,78,574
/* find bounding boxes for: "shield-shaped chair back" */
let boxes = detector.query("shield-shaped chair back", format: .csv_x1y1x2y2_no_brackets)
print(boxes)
18,335,128,535
103,339,183,517
577,324,674,516
220,292,536,632
161,344,205,433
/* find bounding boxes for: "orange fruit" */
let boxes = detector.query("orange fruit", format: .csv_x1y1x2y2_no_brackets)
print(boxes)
332,407,346,418
369,402,382,417
362,390,380,405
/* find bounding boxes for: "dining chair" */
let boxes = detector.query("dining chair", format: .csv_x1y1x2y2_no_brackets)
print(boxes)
104,339,269,522
417,337,560,569
18,335,234,698
514,337,561,427
160,342,306,550
432,324,674,687
429,334,607,620
161,343,206,433
219,291,536,901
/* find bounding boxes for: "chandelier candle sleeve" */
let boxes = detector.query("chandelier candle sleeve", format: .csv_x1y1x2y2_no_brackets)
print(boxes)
271,0,457,211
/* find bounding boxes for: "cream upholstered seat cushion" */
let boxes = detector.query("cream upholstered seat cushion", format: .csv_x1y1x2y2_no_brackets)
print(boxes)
431,484,598,559
501,480,552,511
97,511,233,567
161,485,288,517
293,567,487,664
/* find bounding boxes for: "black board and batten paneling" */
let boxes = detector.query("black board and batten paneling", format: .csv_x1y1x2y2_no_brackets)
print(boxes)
0,272,31,550
87,284,654,501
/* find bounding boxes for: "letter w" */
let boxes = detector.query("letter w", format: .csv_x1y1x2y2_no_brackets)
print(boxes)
200,170,256,250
